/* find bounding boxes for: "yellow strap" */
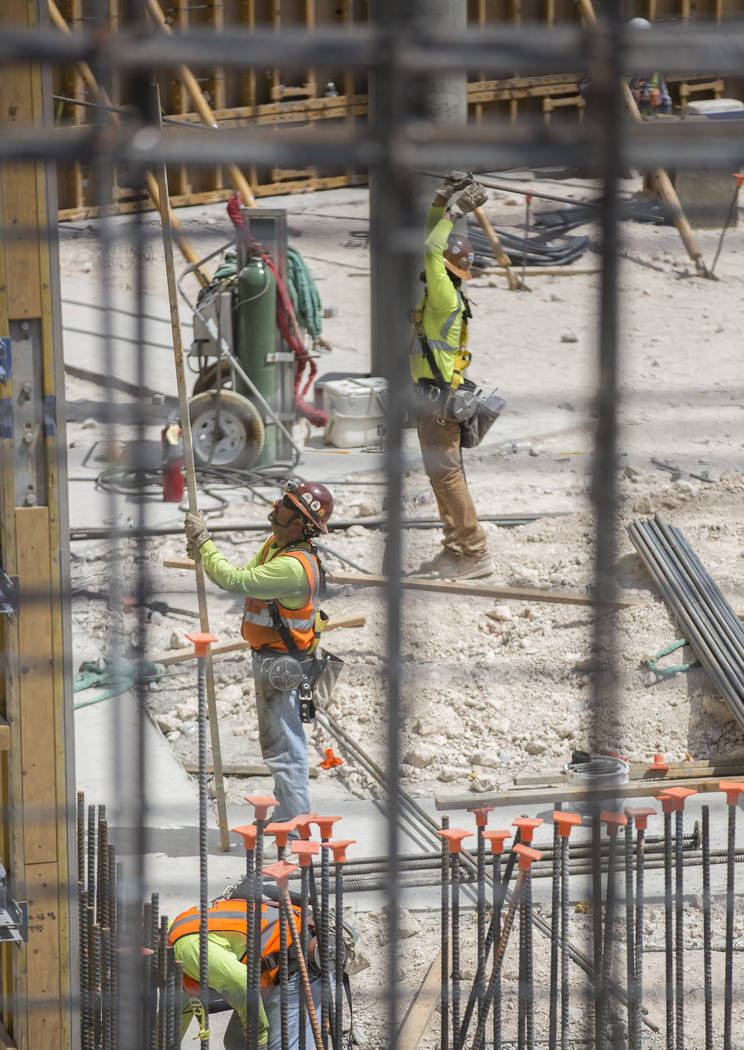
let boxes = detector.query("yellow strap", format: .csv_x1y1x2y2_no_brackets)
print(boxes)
186,998,211,1041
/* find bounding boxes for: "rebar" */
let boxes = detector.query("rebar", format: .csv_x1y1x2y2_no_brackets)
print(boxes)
196,651,210,1047
663,810,674,1050
300,865,310,1050
251,818,268,1050
441,817,449,1050
334,859,345,1050
174,960,185,1050
279,889,290,1050
320,839,332,1050
600,828,619,1047
451,850,462,1050
674,808,685,1050
492,851,503,1050
80,886,90,1050
624,820,635,1047
87,803,96,907
476,822,486,1020
559,835,570,1050
166,945,176,1050
702,806,713,1050
592,817,604,1047
724,796,736,1050
548,815,560,1050
471,870,527,1050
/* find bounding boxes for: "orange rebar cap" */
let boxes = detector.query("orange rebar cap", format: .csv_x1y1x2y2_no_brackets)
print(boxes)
648,752,670,773
468,805,495,828
291,840,320,867
483,830,512,855
244,795,278,821
263,860,298,888
293,814,319,840
719,781,744,806
328,839,356,864
231,824,258,851
657,786,697,813
313,816,342,839
513,843,544,872
265,821,297,848
625,806,656,831
553,812,582,839
185,631,219,658
512,817,543,844
600,811,628,837
437,828,472,854
319,748,343,770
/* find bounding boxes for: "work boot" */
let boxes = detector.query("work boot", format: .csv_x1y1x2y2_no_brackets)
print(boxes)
411,550,494,581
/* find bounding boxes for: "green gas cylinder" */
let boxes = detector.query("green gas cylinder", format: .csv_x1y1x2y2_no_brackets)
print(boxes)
235,253,277,465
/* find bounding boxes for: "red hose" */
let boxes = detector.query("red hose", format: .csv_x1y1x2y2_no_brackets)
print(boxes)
227,195,328,427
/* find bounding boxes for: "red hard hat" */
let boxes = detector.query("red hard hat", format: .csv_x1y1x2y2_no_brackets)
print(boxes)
284,480,333,534
443,234,475,281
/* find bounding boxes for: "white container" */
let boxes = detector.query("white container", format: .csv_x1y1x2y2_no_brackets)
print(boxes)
686,98,744,115
322,378,387,448
564,753,629,816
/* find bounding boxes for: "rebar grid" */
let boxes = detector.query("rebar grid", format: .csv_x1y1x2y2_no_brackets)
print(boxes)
2,2,744,1049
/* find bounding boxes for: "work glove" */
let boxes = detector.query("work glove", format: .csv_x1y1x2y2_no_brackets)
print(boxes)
448,183,488,221
434,170,474,200
184,511,211,559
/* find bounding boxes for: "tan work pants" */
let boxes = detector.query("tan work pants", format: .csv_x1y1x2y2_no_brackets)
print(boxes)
416,407,488,559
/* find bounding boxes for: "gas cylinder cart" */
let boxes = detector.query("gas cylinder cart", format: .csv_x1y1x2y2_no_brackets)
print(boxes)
176,203,330,474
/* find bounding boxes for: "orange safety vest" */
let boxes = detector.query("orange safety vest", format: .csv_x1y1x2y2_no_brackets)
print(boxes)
168,898,303,995
240,540,322,655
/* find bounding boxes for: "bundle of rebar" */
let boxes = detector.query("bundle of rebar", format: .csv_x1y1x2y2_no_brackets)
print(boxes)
628,514,744,732
77,791,182,1050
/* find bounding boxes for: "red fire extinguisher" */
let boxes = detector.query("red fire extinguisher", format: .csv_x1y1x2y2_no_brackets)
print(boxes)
161,420,185,503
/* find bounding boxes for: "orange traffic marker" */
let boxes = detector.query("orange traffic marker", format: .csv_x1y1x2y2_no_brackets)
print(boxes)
244,795,278,821
512,816,543,844
553,811,581,839
319,748,343,770
437,828,472,854
483,829,512,855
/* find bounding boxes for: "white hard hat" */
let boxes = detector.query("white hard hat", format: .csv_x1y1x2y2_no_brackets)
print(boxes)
627,16,652,28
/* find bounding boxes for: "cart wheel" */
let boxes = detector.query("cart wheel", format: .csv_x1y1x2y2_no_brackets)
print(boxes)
188,390,265,470
192,361,234,396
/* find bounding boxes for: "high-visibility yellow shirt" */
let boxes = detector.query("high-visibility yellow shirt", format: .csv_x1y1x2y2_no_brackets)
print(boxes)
200,537,311,610
409,205,468,387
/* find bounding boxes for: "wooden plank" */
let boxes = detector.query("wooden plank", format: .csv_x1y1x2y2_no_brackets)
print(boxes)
164,558,642,608
25,861,62,1049
397,950,444,1050
149,617,366,666
0,719,11,751
436,774,736,811
16,508,57,866
184,761,320,778
513,759,744,787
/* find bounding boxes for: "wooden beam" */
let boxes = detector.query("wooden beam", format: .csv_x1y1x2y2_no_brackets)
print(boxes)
149,617,365,666
397,951,443,1050
164,558,642,609
436,774,740,811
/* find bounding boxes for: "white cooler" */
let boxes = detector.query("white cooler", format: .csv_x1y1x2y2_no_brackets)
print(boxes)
322,377,388,448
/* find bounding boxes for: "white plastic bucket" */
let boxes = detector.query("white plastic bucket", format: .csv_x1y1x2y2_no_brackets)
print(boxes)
564,754,629,814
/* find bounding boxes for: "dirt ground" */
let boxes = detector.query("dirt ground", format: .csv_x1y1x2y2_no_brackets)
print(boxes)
63,172,744,1047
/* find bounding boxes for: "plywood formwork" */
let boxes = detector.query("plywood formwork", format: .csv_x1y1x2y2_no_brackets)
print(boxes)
52,0,744,217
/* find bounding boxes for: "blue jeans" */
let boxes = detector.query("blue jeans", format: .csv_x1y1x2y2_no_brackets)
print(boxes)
253,652,312,823
265,971,325,1050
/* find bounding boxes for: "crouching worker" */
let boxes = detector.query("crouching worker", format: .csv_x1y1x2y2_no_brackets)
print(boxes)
169,879,323,1050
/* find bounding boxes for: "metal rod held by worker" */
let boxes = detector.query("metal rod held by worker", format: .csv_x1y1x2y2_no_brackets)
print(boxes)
154,106,230,853
282,885,324,1050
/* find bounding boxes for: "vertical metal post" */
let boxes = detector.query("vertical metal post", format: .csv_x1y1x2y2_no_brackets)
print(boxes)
440,817,449,1050
701,806,713,1050
662,808,674,1050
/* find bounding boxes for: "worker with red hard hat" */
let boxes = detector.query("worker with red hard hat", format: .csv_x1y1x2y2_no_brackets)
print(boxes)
184,479,336,821
409,171,494,581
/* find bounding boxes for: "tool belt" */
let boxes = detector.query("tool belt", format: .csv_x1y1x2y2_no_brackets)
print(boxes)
414,377,478,424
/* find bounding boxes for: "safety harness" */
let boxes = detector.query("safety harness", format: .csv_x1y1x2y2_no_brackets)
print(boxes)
412,287,472,392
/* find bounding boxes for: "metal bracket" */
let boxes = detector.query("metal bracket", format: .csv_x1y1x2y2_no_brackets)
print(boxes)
0,570,19,621
0,864,28,946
